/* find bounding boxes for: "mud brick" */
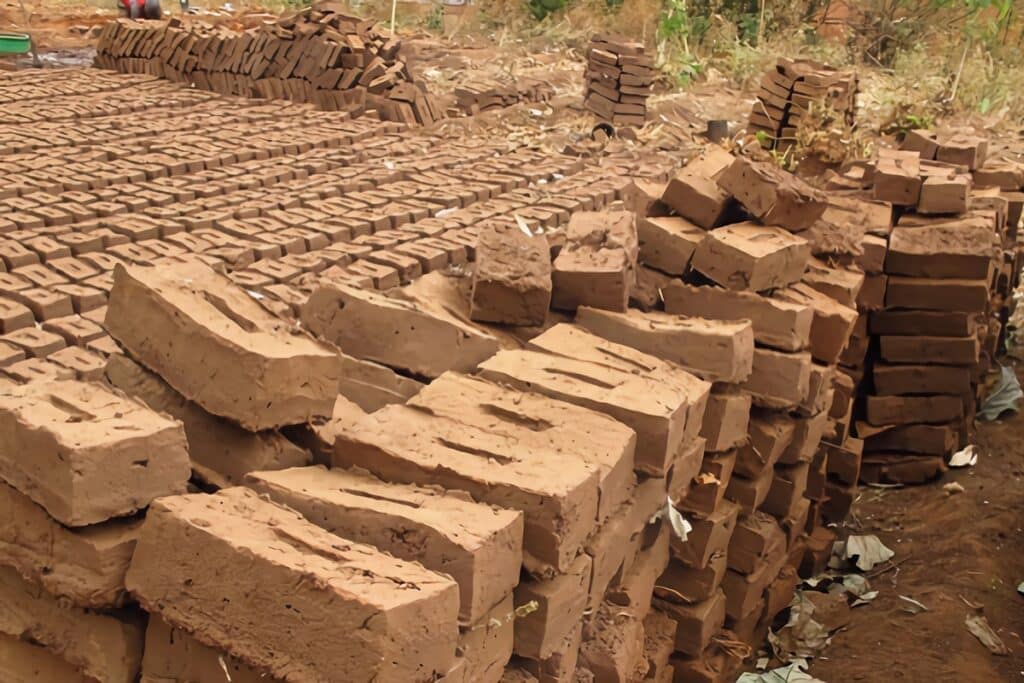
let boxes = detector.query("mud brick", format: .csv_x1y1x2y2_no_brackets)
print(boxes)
823,440,863,484
667,435,707,503
774,283,857,364
673,501,739,569
857,272,887,311
865,395,963,426
25,235,72,260
886,223,994,279
607,523,670,615
0,296,33,334
584,502,641,611
860,454,946,485
740,347,812,409
879,335,979,366
0,566,143,683
0,341,24,368
575,306,753,383
14,263,69,290
41,314,105,346
248,465,523,625
0,240,40,269
656,551,727,605
734,411,797,478
636,216,705,275
500,338,705,473
653,590,727,657
514,554,592,661
0,480,139,608
641,610,677,683
873,150,922,206
660,147,735,229
716,157,827,231
799,362,834,417
334,403,599,573
780,409,829,465
862,423,957,455
363,250,423,284
140,618,271,683
727,511,785,575
901,129,939,158
854,234,888,273
700,390,752,452
1,631,93,683
691,223,811,292
551,211,637,312
345,259,402,289
885,276,989,312
935,134,987,170
801,258,864,308
725,460,775,514
45,345,106,381
721,547,786,621
411,372,636,523
918,174,971,214
679,450,735,516
668,642,739,683
302,283,498,379
470,225,552,326
869,310,974,337
577,600,648,682
761,462,811,519
106,262,340,431
2,327,65,358
126,488,459,683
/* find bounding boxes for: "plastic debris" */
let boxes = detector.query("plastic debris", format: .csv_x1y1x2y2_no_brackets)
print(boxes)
965,614,1009,655
948,444,978,468
978,365,1022,421
829,535,895,572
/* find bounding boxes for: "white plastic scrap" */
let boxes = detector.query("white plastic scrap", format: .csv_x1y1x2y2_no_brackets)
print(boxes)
654,497,692,542
948,444,978,468
829,535,895,572
737,660,825,683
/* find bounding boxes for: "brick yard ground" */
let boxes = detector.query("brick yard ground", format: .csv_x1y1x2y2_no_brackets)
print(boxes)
1,4,1023,682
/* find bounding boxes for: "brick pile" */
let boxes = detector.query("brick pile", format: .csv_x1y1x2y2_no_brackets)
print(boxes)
584,35,654,129
454,76,555,115
94,3,445,123
749,57,857,154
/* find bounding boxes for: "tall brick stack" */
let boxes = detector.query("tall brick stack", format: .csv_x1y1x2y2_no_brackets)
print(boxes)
749,57,857,154
584,35,654,129
94,4,445,123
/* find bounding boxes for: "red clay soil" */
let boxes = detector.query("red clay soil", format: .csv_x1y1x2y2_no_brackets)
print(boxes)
810,365,1024,682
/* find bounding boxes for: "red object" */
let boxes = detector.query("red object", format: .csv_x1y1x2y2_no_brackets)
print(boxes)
119,0,145,11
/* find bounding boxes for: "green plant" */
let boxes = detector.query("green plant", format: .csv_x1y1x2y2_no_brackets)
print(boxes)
425,4,443,30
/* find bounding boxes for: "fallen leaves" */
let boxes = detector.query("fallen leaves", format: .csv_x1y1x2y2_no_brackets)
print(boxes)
965,614,1010,656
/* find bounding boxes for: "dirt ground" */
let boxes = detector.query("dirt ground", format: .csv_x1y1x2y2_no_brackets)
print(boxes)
810,364,1024,683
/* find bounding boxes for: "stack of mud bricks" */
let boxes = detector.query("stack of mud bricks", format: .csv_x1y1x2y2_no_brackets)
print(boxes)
584,35,654,129
575,147,863,678
748,57,857,154
94,1,445,124
454,77,555,115
846,130,1013,484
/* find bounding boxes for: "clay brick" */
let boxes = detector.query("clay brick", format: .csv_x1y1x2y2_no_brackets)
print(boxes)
664,282,812,352
691,223,811,292
716,156,827,231
681,450,736,516
247,465,523,625
126,488,460,683
0,341,24,368
482,344,700,477
740,347,812,409
869,310,974,337
0,296,33,333
1,632,91,683
865,395,963,426
761,462,811,519
450,594,516,683
577,600,648,682
337,351,424,411
104,354,309,488
2,326,66,358
8,286,74,319
873,150,921,206
799,362,835,417
653,590,726,657
886,223,994,279
734,411,796,478
0,565,144,683
724,462,774,514
860,454,946,485
140,618,273,683
884,276,989,312
779,409,829,465
862,423,957,455
775,282,858,364
700,390,752,452
410,372,636,522
106,262,340,431
41,314,105,346
668,642,737,683
551,211,638,312
0,380,190,527
334,402,599,574
823,440,863,484
642,609,678,683
514,554,592,661
302,283,498,379
637,215,705,275
727,512,786,574
801,258,864,308
879,335,979,366
471,224,552,326
660,147,736,229
672,500,739,569
918,174,970,214
656,550,727,605
720,548,786,620
0,480,139,608
575,306,753,383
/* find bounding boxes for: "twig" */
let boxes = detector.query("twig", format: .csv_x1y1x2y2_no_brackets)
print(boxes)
948,40,970,105
867,554,912,579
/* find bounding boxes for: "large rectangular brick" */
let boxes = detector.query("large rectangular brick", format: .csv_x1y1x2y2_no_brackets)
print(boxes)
869,310,974,337
0,565,144,683
141,618,273,683
107,262,340,430
1,631,91,683
716,156,827,230
734,411,796,478
664,281,812,352
301,282,498,379
700,389,752,452
471,224,552,326
886,222,994,279
885,276,989,313
126,488,460,683
691,223,810,292
865,395,964,426
739,347,812,409
247,465,523,624
338,350,424,411
551,211,638,312
575,306,753,382
334,402,599,574
578,600,647,681
410,372,636,522
449,594,515,683
0,379,190,527
514,554,591,661
862,423,958,455
104,354,310,488
653,590,726,656
0,481,139,608
775,282,858,364
660,147,736,229
637,215,705,275
879,335,980,366
872,363,972,396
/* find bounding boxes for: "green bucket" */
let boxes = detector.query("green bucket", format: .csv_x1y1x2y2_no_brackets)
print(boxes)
0,33,32,55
